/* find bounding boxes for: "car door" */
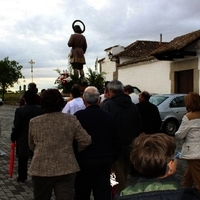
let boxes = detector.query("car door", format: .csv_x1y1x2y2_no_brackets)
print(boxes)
169,96,187,123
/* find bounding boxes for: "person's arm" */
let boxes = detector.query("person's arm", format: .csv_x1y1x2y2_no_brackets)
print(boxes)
110,117,122,161
68,35,74,47
175,115,189,140
83,36,87,53
28,119,35,151
155,106,162,130
10,108,21,142
73,117,91,152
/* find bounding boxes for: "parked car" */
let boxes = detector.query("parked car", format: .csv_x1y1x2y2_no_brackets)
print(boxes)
149,94,187,135
132,86,141,94
0,98,3,106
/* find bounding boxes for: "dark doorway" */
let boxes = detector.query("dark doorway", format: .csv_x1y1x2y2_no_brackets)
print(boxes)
175,70,193,93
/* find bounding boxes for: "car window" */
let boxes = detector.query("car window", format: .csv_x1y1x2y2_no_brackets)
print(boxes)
149,96,168,106
132,87,141,94
170,96,185,108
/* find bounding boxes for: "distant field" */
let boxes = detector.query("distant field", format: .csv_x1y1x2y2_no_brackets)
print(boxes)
1,93,23,105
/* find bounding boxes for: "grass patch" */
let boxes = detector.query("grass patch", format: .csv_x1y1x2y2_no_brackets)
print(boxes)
1,93,23,105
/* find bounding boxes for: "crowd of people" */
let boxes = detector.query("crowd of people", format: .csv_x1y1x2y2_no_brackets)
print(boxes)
10,80,200,200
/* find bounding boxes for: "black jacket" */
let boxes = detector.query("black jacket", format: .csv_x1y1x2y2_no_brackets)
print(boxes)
100,94,142,157
136,101,162,134
11,104,42,157
74,105,121,165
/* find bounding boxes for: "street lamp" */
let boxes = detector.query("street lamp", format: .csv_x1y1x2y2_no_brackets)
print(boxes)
108,52,119,80
29,59,35,82
108,52,113,60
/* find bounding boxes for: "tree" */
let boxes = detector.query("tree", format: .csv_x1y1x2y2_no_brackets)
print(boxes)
0,57,23,100
86,67,106,91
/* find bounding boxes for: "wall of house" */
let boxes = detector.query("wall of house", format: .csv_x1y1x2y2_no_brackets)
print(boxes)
101,58,116,81
118,60,171,93
170,57,198,93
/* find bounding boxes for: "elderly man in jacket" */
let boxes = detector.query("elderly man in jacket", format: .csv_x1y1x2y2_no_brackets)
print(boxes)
74,86,121,200
100,80,142,193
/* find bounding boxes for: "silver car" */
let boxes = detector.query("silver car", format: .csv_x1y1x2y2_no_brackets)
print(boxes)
149,94,187,135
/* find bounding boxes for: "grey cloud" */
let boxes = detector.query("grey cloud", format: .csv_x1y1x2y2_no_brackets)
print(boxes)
1,0,200,86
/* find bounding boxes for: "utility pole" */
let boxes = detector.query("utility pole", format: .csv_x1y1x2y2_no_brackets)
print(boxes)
29,59,35,82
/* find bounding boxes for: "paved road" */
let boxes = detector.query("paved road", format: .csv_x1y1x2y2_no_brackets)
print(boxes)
0,105,187,200
0,105,37,200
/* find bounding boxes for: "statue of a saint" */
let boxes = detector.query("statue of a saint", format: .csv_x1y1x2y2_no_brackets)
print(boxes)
68,20,87,80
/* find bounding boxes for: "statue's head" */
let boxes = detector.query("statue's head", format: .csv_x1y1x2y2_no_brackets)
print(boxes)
74,25,82,33
72,20,85,33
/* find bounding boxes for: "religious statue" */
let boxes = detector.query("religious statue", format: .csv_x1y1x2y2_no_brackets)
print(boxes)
68,20,87,81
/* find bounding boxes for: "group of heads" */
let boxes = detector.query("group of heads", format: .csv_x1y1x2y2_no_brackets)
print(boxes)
25,81,200,179
102,80,151,104
132,91,200,179
40,85,100,113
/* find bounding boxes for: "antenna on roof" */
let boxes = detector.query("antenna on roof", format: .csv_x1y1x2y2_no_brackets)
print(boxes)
160,33,162,43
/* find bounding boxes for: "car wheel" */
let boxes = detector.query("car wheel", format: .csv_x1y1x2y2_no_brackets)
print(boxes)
162,119,178,136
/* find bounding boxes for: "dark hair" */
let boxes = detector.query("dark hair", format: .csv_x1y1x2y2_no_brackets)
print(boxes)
184,92,200,112
41,89,64,113
41,89,46,93
23,90,37,105
141,91,151,101
74,25,82,33
71,84,81,98
124,85,133,94
130,133,176,178
104,81,110,88
28,82,37,93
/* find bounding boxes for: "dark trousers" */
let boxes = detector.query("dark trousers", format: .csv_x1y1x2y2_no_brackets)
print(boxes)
112,156,131,193
18,157,29,181
75,159,112,200
183,159,200,193
32,173,76,200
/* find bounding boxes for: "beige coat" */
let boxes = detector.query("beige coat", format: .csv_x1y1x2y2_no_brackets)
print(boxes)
175,112,200,159
28,112,91,176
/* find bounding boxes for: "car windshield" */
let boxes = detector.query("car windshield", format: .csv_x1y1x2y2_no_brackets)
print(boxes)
149,96,168,106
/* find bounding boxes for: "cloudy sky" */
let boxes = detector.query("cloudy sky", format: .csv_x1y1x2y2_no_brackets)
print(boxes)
1,0,200,91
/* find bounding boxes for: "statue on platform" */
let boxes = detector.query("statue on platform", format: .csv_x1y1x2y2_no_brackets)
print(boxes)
68,20,87,81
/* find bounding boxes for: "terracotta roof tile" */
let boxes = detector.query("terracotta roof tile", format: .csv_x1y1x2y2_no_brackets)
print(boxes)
104,45,119,51
152,29,200,55
115,40,168,57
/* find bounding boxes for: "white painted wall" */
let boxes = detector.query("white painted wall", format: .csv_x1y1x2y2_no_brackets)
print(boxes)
118,60,171,94
101,60,116,81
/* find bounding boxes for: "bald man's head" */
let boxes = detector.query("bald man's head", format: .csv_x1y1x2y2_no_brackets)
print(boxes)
83,86,100,105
